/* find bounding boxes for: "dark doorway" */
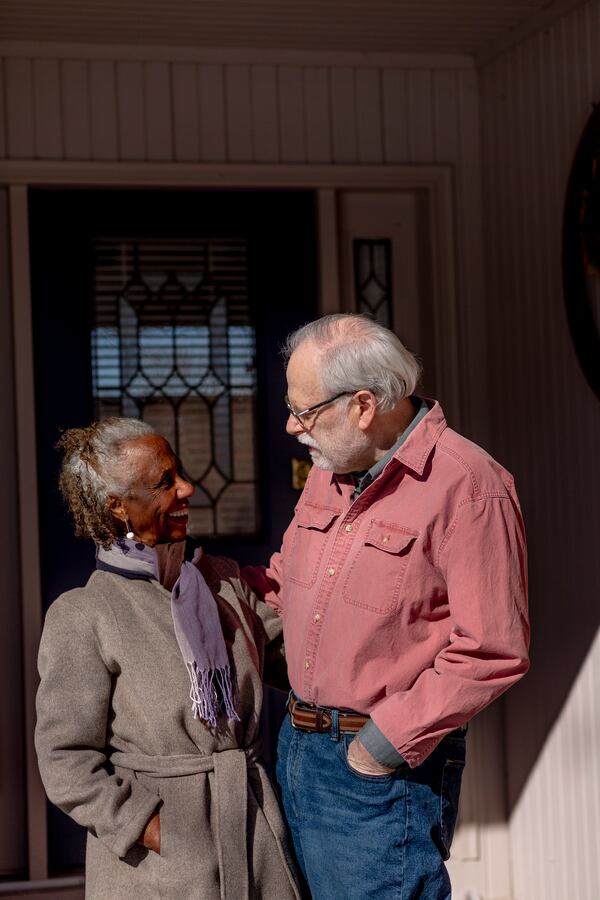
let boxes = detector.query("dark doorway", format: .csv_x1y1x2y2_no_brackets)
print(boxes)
29,187,318,870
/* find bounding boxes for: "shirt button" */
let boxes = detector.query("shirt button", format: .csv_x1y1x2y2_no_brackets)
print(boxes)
327,567,335,576
382,536,389,544
345,524,353,533
305,659,311,669
314,612,322,622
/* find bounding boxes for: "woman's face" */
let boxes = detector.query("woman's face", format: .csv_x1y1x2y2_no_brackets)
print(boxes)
114,435,195,546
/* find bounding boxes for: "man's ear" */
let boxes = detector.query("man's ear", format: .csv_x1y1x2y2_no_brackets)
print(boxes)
355,390,378,431
107,495,127,525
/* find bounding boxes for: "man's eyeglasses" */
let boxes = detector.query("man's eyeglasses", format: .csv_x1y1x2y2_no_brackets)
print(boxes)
284,392,353,428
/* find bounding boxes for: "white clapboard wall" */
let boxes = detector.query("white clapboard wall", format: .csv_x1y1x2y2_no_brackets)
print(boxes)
481,1,600,898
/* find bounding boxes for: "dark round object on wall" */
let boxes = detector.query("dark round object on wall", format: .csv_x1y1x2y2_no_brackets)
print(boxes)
562,102,600,401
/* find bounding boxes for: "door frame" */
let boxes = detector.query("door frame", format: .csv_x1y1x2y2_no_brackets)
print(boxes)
4,161,459,884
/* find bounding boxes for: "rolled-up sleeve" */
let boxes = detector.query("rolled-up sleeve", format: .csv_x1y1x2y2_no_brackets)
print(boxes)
370,492,530,767
35,596,160,858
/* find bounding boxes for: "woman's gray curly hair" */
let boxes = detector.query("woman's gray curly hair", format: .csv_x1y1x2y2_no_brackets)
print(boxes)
282,314,421,412
57,417,155,548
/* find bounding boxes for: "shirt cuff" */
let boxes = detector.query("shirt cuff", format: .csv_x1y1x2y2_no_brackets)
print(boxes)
359,720,406,768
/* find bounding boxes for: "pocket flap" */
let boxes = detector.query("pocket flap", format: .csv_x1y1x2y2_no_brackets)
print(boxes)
295,502,341,531
364,520,419,553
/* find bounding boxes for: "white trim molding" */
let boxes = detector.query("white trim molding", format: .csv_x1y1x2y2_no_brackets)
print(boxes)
0,875,84,896
9,185,47,881
0,41,475,69
0,160,456,189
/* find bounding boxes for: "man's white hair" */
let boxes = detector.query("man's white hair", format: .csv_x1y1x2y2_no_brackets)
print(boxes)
283,314,421,412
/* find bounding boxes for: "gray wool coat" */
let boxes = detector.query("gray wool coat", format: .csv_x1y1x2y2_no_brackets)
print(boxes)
35,552,301,900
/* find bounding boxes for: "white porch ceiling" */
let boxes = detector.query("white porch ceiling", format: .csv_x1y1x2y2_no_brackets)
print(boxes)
0,0,589,60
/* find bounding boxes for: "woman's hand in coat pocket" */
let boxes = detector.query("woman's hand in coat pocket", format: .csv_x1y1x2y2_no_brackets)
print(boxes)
137,809,161,854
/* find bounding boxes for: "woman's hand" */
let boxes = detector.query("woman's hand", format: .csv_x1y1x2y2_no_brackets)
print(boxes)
137,810,161,854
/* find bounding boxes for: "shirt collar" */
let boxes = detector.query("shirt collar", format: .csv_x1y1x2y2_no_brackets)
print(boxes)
392,398,447,476
332,397,447,493
352,398,429,494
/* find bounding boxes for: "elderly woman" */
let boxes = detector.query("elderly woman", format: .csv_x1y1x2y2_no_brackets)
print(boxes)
35,417,300,900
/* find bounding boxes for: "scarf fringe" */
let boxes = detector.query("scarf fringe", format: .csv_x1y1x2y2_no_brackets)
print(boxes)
187,661,240,727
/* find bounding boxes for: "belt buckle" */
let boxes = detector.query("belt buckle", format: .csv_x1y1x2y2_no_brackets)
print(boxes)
290,716,317,733
290,707,311,732
290,699,329,733
289,697,310,731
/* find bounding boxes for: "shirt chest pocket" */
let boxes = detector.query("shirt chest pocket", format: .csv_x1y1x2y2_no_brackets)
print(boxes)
342,520,419,614
286,502,341,588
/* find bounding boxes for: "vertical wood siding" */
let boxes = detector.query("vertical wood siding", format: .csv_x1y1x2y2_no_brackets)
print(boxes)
0,54,475,169
481,3,600,897
0,190,27,877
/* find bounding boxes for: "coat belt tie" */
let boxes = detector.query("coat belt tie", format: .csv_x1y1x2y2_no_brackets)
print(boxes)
111,745,262,900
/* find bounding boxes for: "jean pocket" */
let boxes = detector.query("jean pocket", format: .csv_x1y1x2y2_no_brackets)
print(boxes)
439,759,465,859
338,736,396,784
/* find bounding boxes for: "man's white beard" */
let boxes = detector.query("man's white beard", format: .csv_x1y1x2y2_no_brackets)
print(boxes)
297,434,338,471
297,427,370,474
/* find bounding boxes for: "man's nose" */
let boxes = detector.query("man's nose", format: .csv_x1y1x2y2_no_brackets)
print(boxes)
285,413,312,435
286,413,304,436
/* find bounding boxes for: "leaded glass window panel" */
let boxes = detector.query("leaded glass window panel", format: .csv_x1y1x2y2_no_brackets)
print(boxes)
91,238,258,537
353,239,393,327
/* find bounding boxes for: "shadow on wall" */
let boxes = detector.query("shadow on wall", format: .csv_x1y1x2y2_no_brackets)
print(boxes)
449,451,600,826
499,102,600,814
503,496,600,814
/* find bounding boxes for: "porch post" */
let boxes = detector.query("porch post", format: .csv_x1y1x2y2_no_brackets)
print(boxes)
9,184,48,880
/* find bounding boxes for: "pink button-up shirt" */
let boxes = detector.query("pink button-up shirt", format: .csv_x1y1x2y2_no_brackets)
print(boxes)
250,401,529,767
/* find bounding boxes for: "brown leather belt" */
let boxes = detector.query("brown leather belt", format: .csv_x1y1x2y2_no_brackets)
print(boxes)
288,695,370,734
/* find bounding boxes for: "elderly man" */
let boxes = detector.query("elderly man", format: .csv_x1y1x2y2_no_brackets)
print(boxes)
245,314,529,900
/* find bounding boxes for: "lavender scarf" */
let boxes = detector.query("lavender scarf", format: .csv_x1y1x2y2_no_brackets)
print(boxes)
96,539,239,727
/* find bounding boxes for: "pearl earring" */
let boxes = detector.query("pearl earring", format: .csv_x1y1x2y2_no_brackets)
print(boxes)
125,520,134,540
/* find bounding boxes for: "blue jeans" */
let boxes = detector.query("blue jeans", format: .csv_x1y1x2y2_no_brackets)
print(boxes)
276,714,466,899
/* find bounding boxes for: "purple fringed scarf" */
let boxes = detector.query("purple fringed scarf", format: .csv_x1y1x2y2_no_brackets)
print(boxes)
96,539,239,727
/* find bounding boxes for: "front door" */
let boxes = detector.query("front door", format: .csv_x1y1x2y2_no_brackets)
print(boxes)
29,187,318,870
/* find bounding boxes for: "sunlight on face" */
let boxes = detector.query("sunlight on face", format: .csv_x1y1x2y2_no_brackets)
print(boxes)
286,342,371,474
119,435,195,545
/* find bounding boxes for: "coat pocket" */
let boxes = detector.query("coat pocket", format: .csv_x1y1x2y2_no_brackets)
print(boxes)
286,502,341,588
342,520,419,614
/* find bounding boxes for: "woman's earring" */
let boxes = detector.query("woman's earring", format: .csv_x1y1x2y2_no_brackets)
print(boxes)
125,520,134,540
